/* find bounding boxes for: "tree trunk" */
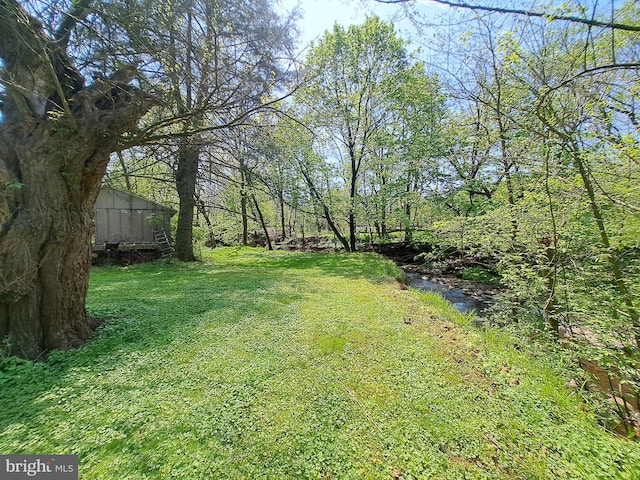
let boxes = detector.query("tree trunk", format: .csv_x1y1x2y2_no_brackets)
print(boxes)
542,142,560,337
298,161,351,251
572,145,640,344
240,169,249,246
307,182,350,251
0,87,153,359
349,159,358,252
279,191,286,240
348,211,357,252
381,207,387,239
175,142,199,261
403,169,417,243
252,194,273,250
195,192,215,244
374,221,382,238
0,135,105,357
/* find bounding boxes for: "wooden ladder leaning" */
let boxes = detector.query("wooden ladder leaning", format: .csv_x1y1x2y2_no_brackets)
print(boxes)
153,227,174,258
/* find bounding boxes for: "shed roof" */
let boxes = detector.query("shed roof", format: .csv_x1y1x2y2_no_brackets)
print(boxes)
99,185,177,216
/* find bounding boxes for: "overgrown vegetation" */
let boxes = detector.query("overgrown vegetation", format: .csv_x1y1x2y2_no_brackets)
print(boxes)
459,266,501,284
106,3,640,430
1,249,639,478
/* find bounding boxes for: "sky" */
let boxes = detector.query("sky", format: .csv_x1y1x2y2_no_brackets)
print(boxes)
278,0,447,53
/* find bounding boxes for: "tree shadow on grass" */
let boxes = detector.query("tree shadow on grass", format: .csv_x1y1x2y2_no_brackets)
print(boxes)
0,249,399,455
0,261,304,453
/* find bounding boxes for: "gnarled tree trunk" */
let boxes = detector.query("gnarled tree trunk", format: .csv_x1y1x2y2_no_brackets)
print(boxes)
0,0,154,358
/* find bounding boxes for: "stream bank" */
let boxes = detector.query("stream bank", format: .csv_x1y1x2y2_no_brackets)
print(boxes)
403,271,490,315
366,242,502,315
366,243,640,435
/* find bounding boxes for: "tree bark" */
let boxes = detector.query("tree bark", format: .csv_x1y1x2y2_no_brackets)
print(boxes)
279,191,286,240
0,0,155,358
349,149,359,252
252,194,273,250
175,142,199,261
0,85,153,358
240,168,249,246
0,131,103,358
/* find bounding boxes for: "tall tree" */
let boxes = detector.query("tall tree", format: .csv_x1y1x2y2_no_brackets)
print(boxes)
0,0,155,358
375,63,445,241
273,117,353,251
299,16,410,251
415,0,640,364
114,0,296,261
0,0,296,358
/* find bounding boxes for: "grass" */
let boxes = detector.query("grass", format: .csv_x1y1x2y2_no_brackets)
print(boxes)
1,247,639,479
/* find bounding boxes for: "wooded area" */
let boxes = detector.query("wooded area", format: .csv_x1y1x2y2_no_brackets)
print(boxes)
0,0,638,432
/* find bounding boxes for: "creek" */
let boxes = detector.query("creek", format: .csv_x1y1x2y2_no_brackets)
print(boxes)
404,272,489,315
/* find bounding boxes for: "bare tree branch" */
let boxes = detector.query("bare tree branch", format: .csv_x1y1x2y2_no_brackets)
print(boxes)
54,0,93,47
375,0,640,32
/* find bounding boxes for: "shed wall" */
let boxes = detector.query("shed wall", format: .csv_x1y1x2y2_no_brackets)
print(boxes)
94,187,173,245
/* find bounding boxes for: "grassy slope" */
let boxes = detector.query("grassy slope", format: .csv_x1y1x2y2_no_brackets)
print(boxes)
1,247,639,479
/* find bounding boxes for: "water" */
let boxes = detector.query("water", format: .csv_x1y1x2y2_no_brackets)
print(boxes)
404,272,488,315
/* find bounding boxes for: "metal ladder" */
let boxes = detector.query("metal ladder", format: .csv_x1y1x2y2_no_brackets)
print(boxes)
153,227,174,258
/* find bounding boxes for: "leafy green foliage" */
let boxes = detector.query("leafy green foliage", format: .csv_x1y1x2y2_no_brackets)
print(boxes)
459,266,501,284
292,16,446,248
1,248,639,478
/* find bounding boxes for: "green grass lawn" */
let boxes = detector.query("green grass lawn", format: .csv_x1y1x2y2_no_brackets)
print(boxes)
1,247,639,479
